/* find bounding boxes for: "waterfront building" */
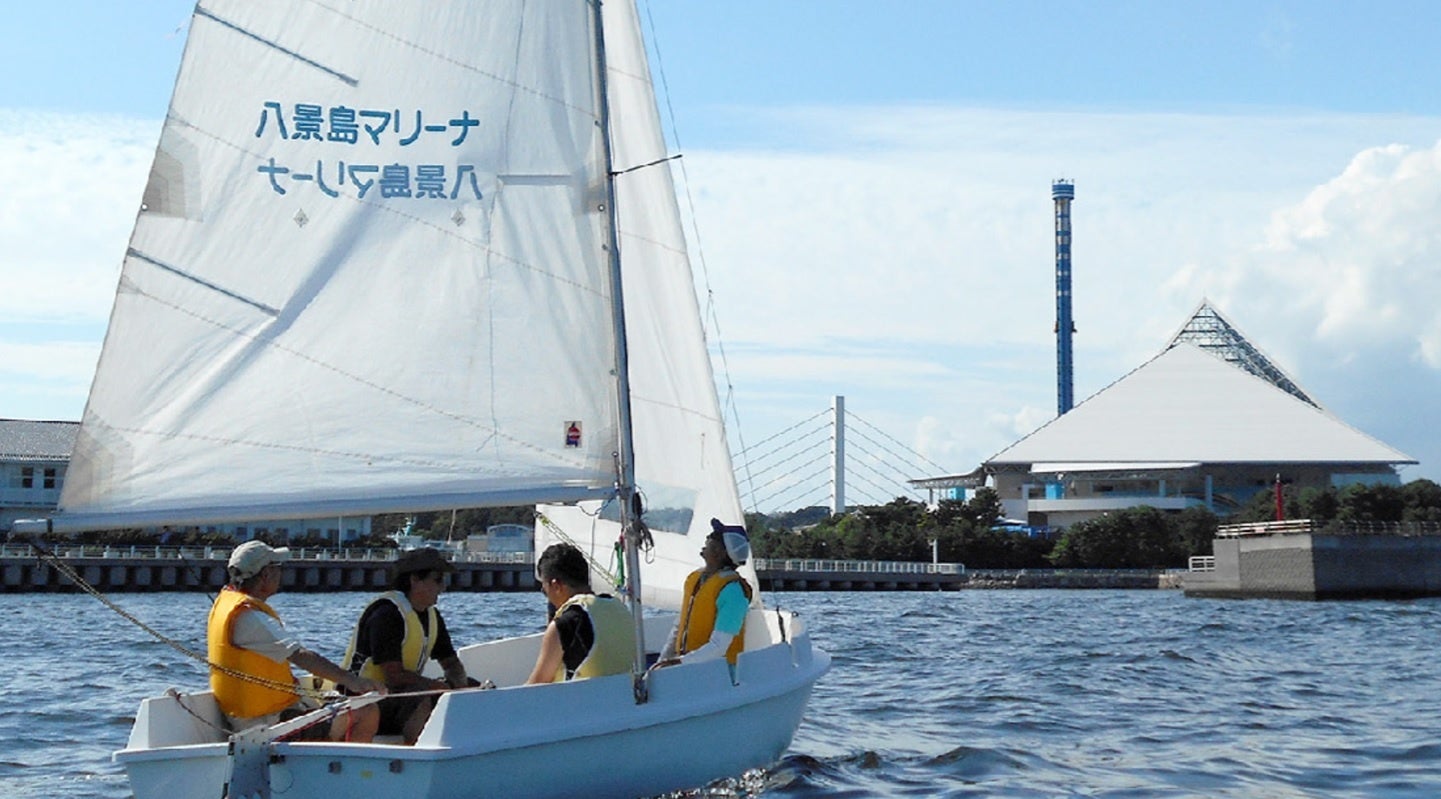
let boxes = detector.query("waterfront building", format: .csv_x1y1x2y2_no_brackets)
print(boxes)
913,302,1416,529
0,419,79,532
0,418,368,542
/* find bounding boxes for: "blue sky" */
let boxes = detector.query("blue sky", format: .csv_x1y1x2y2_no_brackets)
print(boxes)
3,2,1440,511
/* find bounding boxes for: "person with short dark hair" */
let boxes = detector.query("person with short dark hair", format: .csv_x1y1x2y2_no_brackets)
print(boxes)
341,547,472,744
525,543,636,684
655,519,754,670
208,540,383,740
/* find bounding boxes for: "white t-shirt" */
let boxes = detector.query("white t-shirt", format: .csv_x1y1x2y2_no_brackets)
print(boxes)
230,608,303,664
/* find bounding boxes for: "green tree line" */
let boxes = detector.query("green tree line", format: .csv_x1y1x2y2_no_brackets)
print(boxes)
749,479,1441,570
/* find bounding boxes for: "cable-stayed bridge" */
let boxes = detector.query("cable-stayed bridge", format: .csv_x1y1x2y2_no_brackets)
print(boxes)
732,396,949,515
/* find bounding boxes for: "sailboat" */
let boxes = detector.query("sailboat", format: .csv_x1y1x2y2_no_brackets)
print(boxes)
24,1,830,797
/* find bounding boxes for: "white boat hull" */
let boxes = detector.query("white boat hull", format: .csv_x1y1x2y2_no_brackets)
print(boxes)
117,610,828,799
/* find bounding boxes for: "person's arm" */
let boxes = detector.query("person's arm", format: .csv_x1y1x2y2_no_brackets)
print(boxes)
430,614,470,688
650,619,682,669
378,659,449,692
439,655,469,689
289,648,385,695
525,622,563,684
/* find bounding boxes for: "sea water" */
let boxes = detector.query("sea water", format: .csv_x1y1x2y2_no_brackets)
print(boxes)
4,589,1441,798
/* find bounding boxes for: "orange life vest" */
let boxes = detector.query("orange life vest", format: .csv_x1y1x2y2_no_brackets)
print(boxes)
676,569,753,665
207,587,297,720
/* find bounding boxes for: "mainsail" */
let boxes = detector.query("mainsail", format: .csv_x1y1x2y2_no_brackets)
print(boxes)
537,1,748,610
56,3,630,529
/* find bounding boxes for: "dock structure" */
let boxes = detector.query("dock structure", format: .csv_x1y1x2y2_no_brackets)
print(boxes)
0,546,536,594
1,546,1175,593
1183,520,1441,600
754,558,965,591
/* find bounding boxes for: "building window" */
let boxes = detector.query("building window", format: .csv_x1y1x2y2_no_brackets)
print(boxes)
20,467,34,489
43,468,57,489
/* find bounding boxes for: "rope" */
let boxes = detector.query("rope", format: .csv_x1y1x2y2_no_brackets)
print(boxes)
535,510,621,587
27,539,329,699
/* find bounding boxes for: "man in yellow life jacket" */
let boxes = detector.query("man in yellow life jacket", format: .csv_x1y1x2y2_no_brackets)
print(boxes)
656,519,754,672
525,543,636,684
342,547,474,744
207,540,383,740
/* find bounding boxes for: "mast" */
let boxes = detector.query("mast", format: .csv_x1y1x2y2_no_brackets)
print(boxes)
590,0,649,703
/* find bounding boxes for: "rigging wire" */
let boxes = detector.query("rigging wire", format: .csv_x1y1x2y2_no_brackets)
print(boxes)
639,0,759,514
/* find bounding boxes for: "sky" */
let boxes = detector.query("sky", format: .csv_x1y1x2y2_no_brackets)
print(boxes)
3,2,1440,513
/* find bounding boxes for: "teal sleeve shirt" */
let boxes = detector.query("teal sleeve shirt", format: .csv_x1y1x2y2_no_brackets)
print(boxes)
713,581,749,636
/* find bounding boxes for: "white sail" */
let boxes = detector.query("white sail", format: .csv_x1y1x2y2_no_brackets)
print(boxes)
538,0,750,610
55,2,627,529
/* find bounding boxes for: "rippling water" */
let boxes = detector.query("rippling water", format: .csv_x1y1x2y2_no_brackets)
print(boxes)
5,589,1441,797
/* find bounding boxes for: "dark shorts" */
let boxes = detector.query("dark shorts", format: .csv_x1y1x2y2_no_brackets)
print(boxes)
377,693,430,736
276,703,331,742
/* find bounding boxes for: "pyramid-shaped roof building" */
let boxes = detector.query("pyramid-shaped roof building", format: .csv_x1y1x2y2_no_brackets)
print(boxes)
1164,299,1317,408
988,342,1414,468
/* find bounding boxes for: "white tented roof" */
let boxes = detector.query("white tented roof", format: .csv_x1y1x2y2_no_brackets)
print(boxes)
989,343,1415,466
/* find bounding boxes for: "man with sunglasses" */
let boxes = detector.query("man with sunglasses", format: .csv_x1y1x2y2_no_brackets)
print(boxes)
340,547,473,743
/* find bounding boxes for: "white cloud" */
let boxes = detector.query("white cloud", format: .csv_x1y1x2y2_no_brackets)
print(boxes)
678,107,1441,507
0,111,156,323
5,105,1441,509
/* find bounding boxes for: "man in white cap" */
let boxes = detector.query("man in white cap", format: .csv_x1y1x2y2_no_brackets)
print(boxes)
207,540,383,740
655,519,754,671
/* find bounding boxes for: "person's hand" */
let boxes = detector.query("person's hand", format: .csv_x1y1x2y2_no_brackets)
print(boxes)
345,675,387,696
649,657,682,671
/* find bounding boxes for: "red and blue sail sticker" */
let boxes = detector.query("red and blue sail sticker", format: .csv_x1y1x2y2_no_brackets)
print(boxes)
565,421,582,448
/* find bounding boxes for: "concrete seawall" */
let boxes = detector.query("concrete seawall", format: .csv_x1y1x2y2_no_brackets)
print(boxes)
2,550,1173,594
1,554,536,594
758,568,1170,592
1185,532,1441,600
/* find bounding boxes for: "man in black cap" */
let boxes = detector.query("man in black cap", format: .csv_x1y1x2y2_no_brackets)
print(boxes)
655,519,754,672
340,547,473,743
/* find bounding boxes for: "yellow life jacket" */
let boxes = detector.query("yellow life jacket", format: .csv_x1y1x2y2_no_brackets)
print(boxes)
341,591,439,683
207,587,297,719
552,593,636,682
676,569,753,665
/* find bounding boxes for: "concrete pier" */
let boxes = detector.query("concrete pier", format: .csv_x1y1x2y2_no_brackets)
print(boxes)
1184,521,1441,599
2,547,1171,594
0,547,535,594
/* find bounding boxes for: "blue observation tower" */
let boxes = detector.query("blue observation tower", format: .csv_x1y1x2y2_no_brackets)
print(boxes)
1052,180,1075,416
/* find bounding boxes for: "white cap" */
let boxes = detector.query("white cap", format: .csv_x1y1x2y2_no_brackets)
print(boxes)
722,531,751,566
228,540,291,580
709,518,750,566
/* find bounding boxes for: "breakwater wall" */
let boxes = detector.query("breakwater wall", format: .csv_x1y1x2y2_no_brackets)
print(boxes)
0,547,1174,593
1,546,536,594
757,566,1171,592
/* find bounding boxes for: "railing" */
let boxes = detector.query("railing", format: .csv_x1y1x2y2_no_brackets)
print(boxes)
752,558,965,575
1217,519,1441,538
1188,555,1216,572
0,544,533,564
1216,519,1316,537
